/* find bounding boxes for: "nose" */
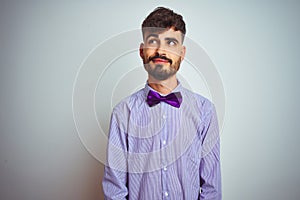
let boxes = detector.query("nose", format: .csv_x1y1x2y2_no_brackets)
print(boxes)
155,43,167,56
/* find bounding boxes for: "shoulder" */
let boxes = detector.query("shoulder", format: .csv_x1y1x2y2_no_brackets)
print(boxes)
110,89,147,128
181,86,213,108
112,88,145,116
181,86,215,116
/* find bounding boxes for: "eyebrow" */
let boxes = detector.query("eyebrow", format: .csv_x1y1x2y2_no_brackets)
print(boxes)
145,34,180,44
165,37,179,44
145,34,159,41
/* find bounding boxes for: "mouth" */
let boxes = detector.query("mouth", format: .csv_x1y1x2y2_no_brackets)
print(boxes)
152,58,170,64
149,55,172,65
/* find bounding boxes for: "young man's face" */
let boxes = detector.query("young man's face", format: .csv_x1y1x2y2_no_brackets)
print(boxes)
140,28,186,81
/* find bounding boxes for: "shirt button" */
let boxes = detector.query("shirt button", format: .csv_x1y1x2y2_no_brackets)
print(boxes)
164,191,169,197
162,114,167,119
162,140,166,145
163,166,167,171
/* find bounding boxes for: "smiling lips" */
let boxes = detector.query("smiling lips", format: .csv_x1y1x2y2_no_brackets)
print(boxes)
152,58,170,64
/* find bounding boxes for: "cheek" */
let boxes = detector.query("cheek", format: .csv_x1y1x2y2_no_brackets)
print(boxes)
166,48,182,58
144,48,157,56
169,54,181,62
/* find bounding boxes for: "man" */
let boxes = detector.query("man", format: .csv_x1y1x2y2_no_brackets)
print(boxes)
102,7,221,200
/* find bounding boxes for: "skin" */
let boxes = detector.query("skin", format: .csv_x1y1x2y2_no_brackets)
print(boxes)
140,28,186,95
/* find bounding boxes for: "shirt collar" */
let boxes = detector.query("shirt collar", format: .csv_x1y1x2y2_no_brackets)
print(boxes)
143,80,182,98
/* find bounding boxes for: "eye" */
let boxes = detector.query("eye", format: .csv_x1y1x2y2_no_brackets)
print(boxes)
167,40,177,46
148,39,158,45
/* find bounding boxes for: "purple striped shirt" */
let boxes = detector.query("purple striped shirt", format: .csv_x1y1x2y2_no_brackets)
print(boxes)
102,82,221,200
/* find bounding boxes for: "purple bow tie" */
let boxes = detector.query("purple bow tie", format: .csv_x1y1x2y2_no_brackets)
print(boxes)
146,90,182,108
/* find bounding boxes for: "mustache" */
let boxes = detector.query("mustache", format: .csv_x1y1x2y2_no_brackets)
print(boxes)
149,54,173,64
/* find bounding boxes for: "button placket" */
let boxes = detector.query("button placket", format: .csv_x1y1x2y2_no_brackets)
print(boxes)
164,191,169,197
160,103,168,199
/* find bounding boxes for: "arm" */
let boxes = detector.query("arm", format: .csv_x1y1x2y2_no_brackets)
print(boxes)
199,103,222,200
102,109,128,200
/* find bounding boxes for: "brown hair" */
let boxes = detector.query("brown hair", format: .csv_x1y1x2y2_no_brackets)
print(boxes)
142,7,186,40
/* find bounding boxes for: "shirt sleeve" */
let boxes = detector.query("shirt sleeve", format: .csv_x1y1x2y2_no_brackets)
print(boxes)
102,108,128,200
199,102,222,200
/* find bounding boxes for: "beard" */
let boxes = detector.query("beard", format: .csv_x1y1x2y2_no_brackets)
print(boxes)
143,55,182,81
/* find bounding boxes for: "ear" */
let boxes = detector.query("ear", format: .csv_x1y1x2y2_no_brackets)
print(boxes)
139,43,144,59
180,46,186,62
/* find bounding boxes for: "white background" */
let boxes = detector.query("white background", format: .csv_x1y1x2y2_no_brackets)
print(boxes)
0,1,299,199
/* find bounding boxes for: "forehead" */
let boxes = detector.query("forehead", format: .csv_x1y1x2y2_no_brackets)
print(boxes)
143,28,184,43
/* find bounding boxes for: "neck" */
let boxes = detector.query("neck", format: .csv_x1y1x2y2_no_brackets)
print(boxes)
147,75,178,95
